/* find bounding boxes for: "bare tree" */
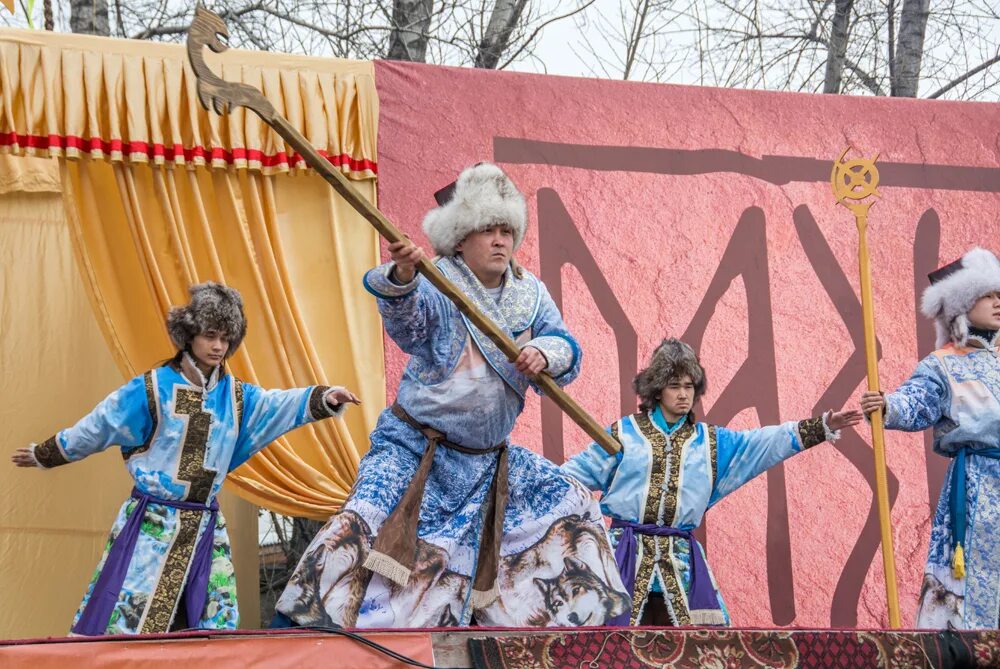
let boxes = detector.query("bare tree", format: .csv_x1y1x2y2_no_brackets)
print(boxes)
587,0,1000,99
387,0,434,61
70,0,109,35
572,0,685,81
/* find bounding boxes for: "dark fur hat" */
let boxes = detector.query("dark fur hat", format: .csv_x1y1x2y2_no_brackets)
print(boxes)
166,282,247,357
633,338,707,414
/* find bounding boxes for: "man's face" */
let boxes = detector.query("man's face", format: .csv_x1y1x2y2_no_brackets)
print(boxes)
660,374,695,420
968,291,1000,331
456,224,514,288
191,330,230,370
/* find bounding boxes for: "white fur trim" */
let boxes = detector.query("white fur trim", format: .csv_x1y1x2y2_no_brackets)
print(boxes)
422,163,527,256
921,247,1000,347
321,387,349,418
821,411,841,443
26,443,43,469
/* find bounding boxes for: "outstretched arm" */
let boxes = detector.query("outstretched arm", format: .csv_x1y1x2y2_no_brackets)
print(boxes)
13,374,154,469
363,241,451,359
229,383,359,470
709,409,861,505
860,357,948,432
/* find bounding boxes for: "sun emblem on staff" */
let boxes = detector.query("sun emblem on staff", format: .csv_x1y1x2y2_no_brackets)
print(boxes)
831,147,881,209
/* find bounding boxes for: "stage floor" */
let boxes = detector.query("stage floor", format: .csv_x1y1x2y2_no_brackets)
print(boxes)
1,625,994,668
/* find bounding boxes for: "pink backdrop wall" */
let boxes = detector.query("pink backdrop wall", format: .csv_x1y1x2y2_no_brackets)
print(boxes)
372,59,1000,628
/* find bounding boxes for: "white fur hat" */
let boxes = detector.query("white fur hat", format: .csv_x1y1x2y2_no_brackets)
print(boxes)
421,163,527,257
921,247,1000,347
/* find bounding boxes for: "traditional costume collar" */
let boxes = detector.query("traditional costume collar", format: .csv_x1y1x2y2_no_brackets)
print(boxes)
438,255,539,334
967,326,999,351
180,352,222,391
651,405,687,435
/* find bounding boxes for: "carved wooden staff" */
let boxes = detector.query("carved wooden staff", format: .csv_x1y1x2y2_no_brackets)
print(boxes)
186,6,620,456
830,148,901,628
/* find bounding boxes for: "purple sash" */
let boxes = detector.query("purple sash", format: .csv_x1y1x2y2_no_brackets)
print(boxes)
72,488,219,636
608,518,721,626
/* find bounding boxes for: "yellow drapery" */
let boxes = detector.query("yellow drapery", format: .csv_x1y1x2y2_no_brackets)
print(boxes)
0,154,260,636
0,29,385,519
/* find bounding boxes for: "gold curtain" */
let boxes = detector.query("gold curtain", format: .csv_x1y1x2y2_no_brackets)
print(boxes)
0,154,260,636
0,29,385,519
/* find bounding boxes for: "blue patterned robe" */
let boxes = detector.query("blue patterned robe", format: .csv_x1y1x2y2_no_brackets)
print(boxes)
883,339,1000,629
276,256,629,628
561,406,831,625
31,355,342,634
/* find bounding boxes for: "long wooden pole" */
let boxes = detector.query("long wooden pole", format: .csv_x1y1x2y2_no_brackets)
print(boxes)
186,7,620,456
831,150,901,628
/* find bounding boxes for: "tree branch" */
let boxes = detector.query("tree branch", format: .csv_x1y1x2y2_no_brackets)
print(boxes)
927,50,1000,98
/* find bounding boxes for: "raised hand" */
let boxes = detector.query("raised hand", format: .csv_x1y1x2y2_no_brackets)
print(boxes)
388,240,425,284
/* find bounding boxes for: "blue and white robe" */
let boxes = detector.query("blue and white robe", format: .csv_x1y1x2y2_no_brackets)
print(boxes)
276,256,629,628
883,339,1000,629
561,405,833,625
30,354,344,634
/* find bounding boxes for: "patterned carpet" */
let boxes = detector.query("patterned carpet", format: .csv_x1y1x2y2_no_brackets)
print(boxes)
468,627,1000,668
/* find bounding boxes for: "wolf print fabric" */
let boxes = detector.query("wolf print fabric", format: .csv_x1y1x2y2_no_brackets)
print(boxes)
884,342,1000,629
275,257,626,627
31,357,341,634
561,405,831,626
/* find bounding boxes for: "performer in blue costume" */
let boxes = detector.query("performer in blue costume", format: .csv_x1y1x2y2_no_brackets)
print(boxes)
861,247,1000,629
276,163,628,628
11,283,360,635
562,338,861,626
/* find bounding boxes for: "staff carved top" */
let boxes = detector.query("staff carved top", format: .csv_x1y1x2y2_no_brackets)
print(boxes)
186,5,277,122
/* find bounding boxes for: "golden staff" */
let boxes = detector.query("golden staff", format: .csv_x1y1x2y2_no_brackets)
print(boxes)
830,148,901,628
185,7,620,456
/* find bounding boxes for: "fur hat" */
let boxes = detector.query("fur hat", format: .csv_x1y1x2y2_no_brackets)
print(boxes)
166,282,247,357
422,163,528,257
921,247,1000,347
633,338,707,413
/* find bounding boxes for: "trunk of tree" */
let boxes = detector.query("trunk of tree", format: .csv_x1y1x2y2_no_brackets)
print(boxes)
822,0,853,93
70,0,110,35
475,0,529,69
386,0,434,62
893,0,930,96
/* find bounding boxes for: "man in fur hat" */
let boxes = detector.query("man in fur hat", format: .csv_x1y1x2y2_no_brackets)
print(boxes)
861,247,1000,629
562,338,861,626
275,163,629,628
11,282,360,635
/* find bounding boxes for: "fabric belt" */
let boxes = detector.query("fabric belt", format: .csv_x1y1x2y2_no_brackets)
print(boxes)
608,518,724,626
948,446,1000,579
362,402,508,608
72,487,219,635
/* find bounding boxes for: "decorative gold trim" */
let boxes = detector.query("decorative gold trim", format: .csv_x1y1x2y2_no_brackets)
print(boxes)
797,416,826,449
124,371,158,462
663,422,694,526
233,378,245,428
173,387,217,504
34,435,69,468
708,425,718,488
659,541,691,626
630,535,657,625
140,508,203,633
634,413,668,524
